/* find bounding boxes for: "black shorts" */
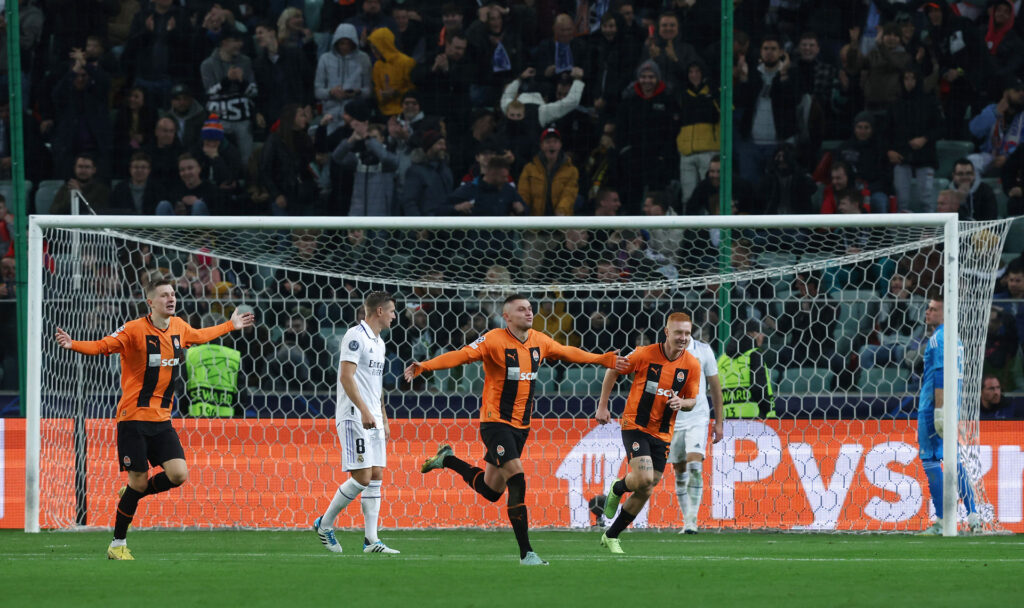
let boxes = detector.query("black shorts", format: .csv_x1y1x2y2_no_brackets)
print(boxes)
480,422,530,467
117,420,185,473
621,429,669,474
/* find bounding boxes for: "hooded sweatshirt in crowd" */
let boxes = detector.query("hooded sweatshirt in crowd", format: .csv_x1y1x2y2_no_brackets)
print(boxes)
315,24,372,133
367,28,416,117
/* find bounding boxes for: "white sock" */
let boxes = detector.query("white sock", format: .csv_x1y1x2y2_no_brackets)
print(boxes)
321,478,367,529
674,470,689,521
686,461,704,526
361,480,382,543
110,538,126,548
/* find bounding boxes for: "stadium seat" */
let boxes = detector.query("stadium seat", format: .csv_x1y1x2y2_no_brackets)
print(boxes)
458,363,485,394
0,180,32,208
982,177,1007,218
304,0,323,31
857,367,908,394
536,366,559,395
834,290,872,354
1005,218,1024,255
821,140,843,152
936,140,975,179
33,179,65,214
560,366,606,394
779,367,830,394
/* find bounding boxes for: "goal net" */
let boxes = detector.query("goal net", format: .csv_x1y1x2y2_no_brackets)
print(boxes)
26,214,1013,534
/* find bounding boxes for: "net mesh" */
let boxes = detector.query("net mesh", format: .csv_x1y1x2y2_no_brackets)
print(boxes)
34,217,1012,533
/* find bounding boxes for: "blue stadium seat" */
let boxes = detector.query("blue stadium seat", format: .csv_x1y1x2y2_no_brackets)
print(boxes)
857,367,909,394
0,180,32,208
34,179,65,215
834,290,873,354
560,366,606,395
1006,218,1024,255
779,367,829,394
458,364,485,394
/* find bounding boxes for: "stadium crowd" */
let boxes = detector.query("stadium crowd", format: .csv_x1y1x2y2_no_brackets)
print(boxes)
1,0,1024,415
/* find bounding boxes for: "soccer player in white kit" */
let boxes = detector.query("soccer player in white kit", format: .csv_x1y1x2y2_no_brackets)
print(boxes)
314,291,400,554
666,322,724,534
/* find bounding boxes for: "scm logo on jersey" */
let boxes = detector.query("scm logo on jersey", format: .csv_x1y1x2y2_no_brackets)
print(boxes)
148,354,181,367
518,371,538,381
655,388,677,397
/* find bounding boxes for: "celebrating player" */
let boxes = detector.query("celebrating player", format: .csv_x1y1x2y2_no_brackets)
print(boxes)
314,291,400,554
667,321,724,534
406,293,629,565
54,279,256,560
917,293,981,535
595,312,701,554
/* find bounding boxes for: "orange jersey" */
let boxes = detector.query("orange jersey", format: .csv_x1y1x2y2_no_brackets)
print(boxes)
71,315,234,422
620,343,701,442
418,328,618,429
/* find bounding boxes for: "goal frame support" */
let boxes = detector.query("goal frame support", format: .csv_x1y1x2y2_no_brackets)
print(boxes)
25,213,962,534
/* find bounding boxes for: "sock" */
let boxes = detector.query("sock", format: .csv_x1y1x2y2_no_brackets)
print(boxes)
321,478,368,528
685,461,704,526
957,463,977,515
142,472,181,497
605,505,638,539
361,480,382,543
109,538,126,548
505,473,532,559
113,486,144,540
923,459,943,520
612,478,629,496
674,470,689,520
444,455,504,502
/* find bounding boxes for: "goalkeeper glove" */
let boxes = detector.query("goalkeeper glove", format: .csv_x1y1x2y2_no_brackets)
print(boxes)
934,407,944,438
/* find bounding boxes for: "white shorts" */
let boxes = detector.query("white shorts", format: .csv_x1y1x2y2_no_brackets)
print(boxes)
668,418,710,464
337,419,387,472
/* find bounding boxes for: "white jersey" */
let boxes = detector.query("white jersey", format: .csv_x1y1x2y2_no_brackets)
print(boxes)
336,321,386,426
674,339,717,428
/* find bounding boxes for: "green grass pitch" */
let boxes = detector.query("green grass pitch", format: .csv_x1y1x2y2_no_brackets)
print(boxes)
2,529,1020,607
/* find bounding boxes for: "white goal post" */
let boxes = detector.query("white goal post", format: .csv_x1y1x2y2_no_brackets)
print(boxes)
24,213,1009,536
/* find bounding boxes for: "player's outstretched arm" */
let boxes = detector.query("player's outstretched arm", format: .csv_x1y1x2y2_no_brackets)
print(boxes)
595,368,620,424
546,341,630,372
55,325,128,355
404,348,479,382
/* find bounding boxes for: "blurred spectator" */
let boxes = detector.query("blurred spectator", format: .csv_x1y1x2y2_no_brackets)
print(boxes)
726,238,775,325
345,0,397,47
48,0,119,60
274,231,331,301
795,31,838,109
735,34,800,184
532,13,588,82
579,121,618,204
112,87,158,177
924,1,989,139
950,159,998,220
412,32,471,133
367,27,416,117
0,255,13,299
84,34,119,78
541,228,604,285
122,0,191,109
160,153,218,215
1002,142,1024,215
0,196,13,257
592,187,622,216
51,153,111,214
585,13,640,118
616,60,680,213
396,91,425,133
253,20,314,129
642,191,682,266
276,6,318,66
685,154,755,216
333,119,399,216
0,0,44,103
835,112,891,214
393,307,436,391
979,375,1012,420
983,306,1022,392
859,272,926,371
640,11,701,97
52,48,112,179
392,3,427,64
263,104,319,216
200,27,257,163
143,116,185,191
615,229,674,281
885,67,943,213
853,22,910,112
108,0,140,50
500,66,586,131
773,271,851,390
319,0,360,34
896,12,935,87
822,189,893,293
160,84,205,150
534,291,578,347
967,77,1024,181
993,259,1024,350
110,151,161,214
451,112,500,180
465,3,524,106
446,156,526,216
831,34,865,141
270,312,332,390
984,1,1024,94
755,143,817,214
676,61,720,205
400,130,453,216
518,127,578,216
819,161,870,214
194,115,245,212
315,23,372,135
0,97,50,183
